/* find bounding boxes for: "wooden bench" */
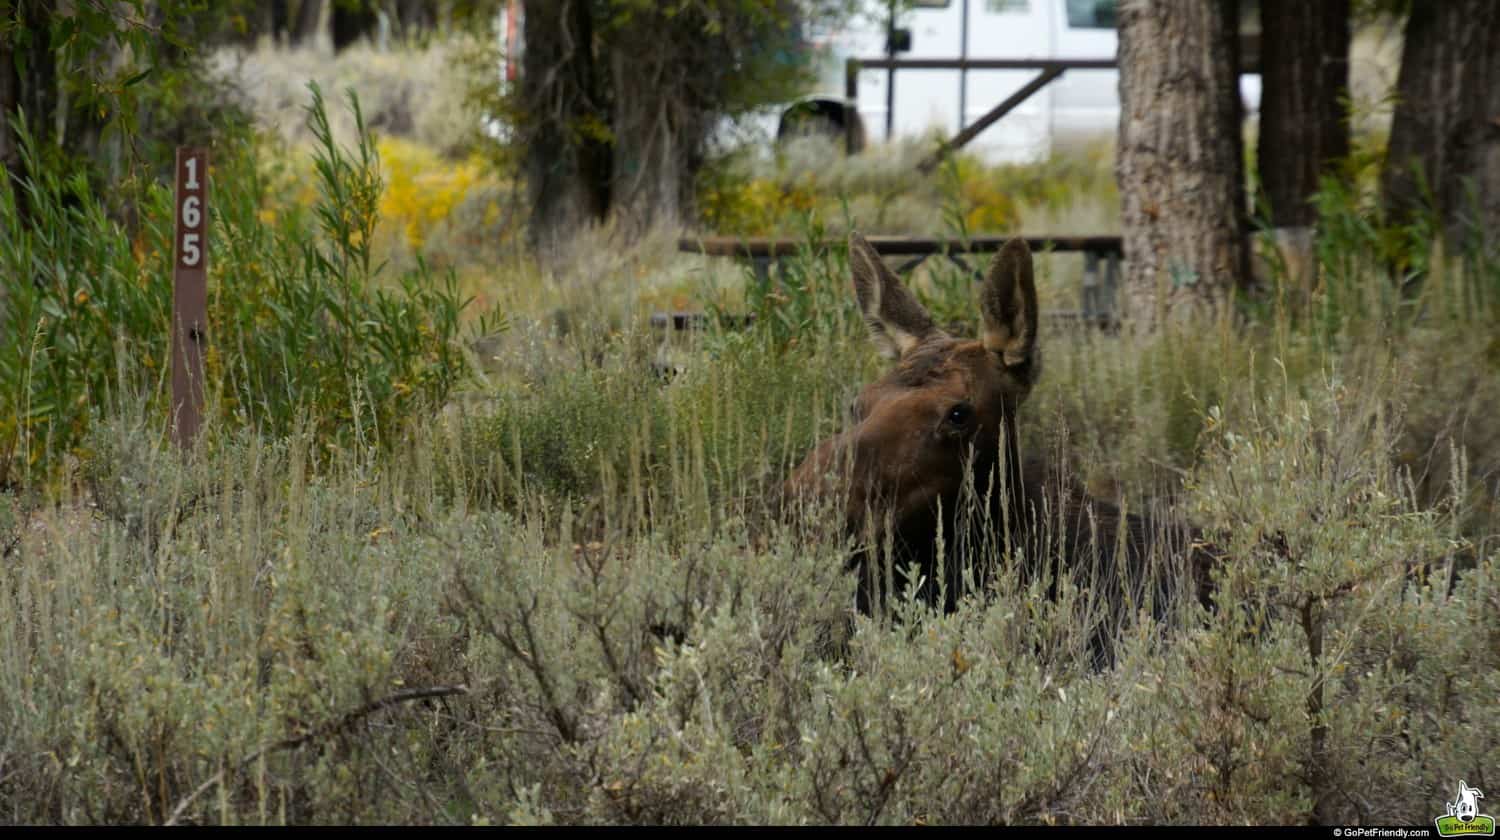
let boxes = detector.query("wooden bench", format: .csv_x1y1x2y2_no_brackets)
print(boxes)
669,234,1123,329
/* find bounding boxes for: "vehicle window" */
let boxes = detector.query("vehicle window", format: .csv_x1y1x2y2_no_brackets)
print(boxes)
1065,0,1117,28
985,0,1029,11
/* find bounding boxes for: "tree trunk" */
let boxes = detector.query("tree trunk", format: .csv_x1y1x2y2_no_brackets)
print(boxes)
1,1,59,205
1381,1,1500,251
393,0,440,38
606,10,717,237
607,46,686,236
290,0,325,48
268,0,291,46
332,3,380,52
1257,0,1350,228
521,0,610,256
232,0,289,47
1116,0,1247,326
0,34,17,178
1479,33,1500,253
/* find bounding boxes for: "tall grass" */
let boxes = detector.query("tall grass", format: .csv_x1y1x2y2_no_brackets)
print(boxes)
0,113,174,486
3,337,1493,822
212,83,472,445
0,85,473,486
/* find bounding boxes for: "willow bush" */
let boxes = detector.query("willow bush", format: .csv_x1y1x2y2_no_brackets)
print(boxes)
0,85,471,486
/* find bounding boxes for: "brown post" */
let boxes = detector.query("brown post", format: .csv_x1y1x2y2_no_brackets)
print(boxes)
171,147,209,450
844,58,860,155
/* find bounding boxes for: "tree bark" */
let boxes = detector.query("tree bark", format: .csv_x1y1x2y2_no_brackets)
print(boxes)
0,33,17,179
521,0,610,255
290,0,326,48
1381,0,1500,251
1257,0,1350,228
269,0,291,46
606,8,727,236
332,2,380,52
1116,0,1248,326
393,0,440,37
1,1,59,200
607,31,690,236
231,0,289,47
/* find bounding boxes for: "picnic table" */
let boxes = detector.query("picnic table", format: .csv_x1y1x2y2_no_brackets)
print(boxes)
668,234,1123,329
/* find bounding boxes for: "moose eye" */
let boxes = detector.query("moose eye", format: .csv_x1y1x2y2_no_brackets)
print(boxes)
947,403,974,427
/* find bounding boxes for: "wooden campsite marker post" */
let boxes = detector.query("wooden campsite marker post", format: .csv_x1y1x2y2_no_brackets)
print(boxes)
171,147,209,449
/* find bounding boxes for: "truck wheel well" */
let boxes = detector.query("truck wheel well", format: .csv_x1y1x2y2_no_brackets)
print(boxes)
777,98,865,153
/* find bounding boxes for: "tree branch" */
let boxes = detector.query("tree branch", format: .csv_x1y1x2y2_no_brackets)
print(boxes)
163,683,469,825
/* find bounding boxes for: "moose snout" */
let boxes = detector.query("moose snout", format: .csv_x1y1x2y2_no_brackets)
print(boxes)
786,417,951,540
786,430,870,533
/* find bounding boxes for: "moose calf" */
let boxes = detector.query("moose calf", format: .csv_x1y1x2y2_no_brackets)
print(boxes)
785,233,1216,665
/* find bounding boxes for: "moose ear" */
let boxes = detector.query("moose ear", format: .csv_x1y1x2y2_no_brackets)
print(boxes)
849,231,941,359
981,238,1038,368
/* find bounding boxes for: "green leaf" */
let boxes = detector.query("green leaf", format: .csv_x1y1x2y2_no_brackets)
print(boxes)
122,67,154,88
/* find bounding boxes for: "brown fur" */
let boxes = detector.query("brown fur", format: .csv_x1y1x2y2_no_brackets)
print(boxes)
786,233,1215,664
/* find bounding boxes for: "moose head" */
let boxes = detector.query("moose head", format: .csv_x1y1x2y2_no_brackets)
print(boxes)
785,232,1211,651
785,232,1042,612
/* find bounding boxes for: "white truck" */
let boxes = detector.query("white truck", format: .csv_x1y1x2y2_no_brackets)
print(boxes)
784,0,1260,164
